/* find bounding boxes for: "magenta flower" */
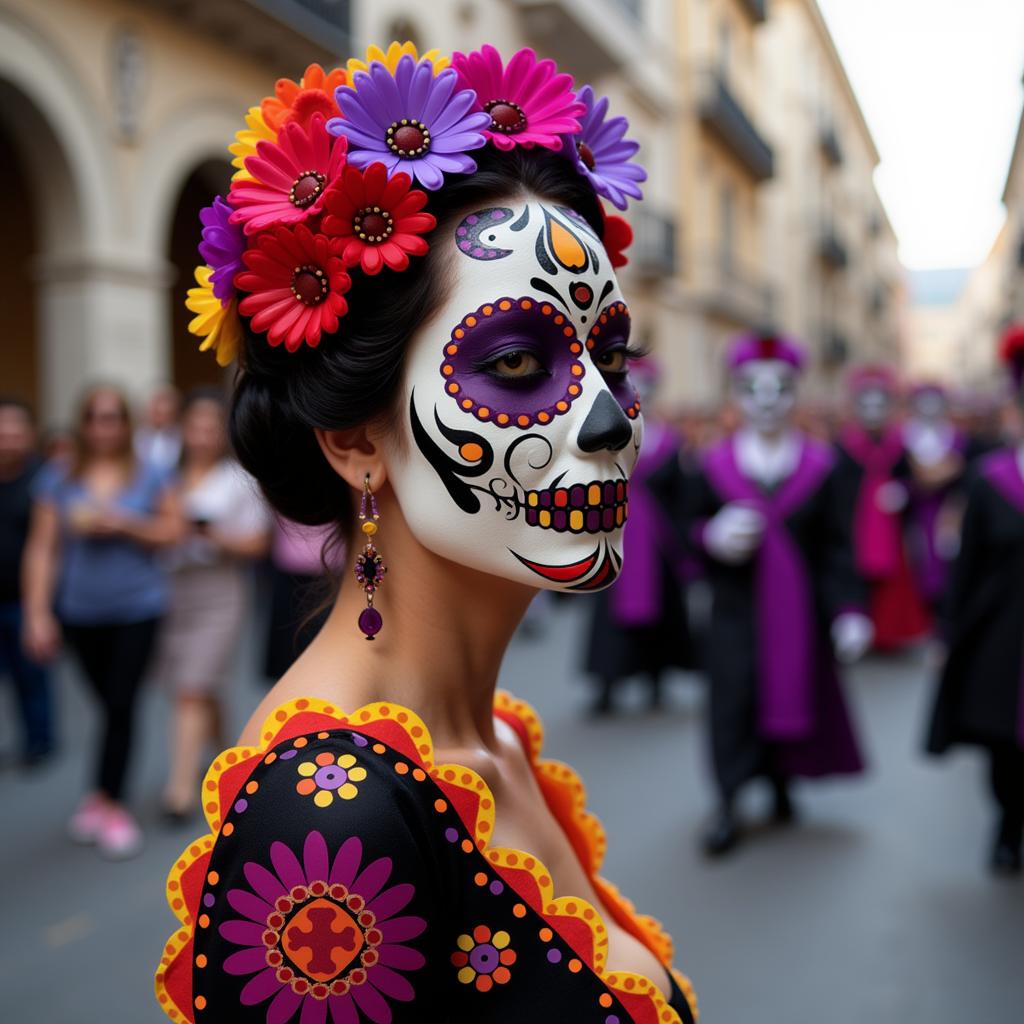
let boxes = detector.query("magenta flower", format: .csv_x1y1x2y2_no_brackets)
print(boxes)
451,45,585,151
229,114,347,235
563,85,646,210
328,55,490,191
198,196,245,304
220,830,426,1024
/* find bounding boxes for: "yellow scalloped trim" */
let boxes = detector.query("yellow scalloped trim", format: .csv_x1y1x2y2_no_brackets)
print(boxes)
157,694,694,1024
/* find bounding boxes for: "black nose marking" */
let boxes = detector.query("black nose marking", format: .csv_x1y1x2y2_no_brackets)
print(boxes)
578,390,633,453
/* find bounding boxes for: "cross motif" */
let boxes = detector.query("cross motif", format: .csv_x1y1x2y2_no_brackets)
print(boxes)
284,899,363,980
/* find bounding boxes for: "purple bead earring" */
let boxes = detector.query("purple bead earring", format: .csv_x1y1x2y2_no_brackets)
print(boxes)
354,474,386,640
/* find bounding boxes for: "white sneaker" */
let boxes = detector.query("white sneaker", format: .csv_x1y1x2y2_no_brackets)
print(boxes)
96,806,144,860
68,794,107,845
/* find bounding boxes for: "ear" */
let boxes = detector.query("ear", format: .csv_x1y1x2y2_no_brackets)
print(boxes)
315,426,387,493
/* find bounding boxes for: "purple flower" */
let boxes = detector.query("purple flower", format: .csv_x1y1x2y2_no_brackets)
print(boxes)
563,85,646,210
328,55,491,191
198,196,245,304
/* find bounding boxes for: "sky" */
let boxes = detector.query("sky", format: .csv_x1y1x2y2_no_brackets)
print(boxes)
817,0,1024,272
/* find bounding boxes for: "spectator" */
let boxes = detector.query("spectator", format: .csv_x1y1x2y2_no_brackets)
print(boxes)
157,389,271,821
21,384,183,858
134,384,182,472
0,398,54,767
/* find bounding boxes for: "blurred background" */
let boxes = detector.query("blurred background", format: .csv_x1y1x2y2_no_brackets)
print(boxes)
0,0,1022,1021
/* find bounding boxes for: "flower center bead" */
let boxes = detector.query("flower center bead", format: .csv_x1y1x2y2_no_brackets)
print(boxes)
387,119,431,157
355,207,394,243
577,141,597,171
290,170,326,208
485,99,527,134
291,265,328,305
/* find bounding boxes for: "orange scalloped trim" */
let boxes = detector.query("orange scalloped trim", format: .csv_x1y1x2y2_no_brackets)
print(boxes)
156,694,696,1024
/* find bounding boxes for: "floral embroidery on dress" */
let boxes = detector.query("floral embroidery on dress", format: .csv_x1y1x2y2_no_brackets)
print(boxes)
295,751,367,806
220,830,426,1023
451,925,516,991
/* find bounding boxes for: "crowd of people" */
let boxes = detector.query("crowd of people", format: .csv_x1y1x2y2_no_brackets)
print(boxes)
0,383,331,858
585,334,1024,874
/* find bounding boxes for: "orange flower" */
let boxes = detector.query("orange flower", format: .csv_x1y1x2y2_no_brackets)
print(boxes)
261,63,346,132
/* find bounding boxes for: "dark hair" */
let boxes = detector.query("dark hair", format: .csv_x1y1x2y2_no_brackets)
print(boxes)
230,146,604,536
0,396,34,423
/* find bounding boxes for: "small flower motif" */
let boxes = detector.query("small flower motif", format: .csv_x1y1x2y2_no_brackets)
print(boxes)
346,41,450,79
229,106,277,183
329,55,491,191
602,209,634,269
563,84,647,210
186,266,242,367
229,114,347,236
452,45,585,152
235,223,351,352
451,925,516,992
261,62,347,132
296,751,367,806
198,196,246,303
322,162,436,274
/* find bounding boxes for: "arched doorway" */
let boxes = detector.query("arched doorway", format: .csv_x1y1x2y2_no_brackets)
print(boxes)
0,115,39,408
168,159,233,394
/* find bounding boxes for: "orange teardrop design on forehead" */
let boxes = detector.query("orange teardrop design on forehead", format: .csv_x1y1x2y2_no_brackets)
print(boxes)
547,217,588,272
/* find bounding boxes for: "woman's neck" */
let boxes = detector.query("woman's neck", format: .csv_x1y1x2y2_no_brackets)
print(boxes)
280,484,536,752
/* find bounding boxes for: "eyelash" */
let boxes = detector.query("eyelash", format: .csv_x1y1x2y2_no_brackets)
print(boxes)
473,342,647,384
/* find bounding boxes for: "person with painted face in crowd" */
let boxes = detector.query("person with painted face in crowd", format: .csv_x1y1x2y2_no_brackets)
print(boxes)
926,325,1024,876
834,366,930,651
684,334,871,857
156,44,697,1024
583,358,694,714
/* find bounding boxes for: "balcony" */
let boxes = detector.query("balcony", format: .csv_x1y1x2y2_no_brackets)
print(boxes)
143,0,351,67
695,68,775,182
819,225,849,270
819,124,843,167
738,0,768,23
822,329,850,368
630,208,678,280
691,249,774,327
869,282,889,317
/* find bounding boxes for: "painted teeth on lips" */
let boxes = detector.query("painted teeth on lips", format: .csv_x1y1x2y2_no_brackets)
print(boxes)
523,480,629,533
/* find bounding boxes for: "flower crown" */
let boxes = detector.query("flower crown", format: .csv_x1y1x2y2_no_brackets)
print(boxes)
186,41,646,366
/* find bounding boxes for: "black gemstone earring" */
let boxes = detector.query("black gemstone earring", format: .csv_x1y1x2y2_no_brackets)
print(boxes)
354,475,386,640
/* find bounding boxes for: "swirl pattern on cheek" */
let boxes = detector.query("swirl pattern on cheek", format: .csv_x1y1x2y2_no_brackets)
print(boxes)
454,207,516,260
440,296,586,428
587,301,640,418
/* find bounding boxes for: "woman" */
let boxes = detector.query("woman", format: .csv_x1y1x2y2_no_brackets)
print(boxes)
22,384,183,858
156,45,697,1024
158,389,271,820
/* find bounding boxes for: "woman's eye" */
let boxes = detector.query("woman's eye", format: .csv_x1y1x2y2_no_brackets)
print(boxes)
489,351,543,378
595,349,628,375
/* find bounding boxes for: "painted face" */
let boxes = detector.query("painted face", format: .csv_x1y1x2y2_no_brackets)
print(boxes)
386,200,642,592
911,389,948,421
854,387,894,431
732,359,798,434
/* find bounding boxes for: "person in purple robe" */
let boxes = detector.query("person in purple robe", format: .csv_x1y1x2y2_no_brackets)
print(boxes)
926,325,1024,875
583,359,694,713
835,366,931,650
685,334,872,856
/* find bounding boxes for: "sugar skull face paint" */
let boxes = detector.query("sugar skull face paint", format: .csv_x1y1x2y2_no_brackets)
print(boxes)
732,359,799,435
386,200,642,591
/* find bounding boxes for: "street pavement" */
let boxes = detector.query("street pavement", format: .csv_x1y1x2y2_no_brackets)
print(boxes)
0,595,1021,1023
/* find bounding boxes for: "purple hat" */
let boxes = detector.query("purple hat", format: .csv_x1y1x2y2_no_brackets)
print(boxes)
727,333,806,372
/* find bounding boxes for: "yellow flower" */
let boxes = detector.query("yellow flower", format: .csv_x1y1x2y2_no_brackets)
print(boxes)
295,751,368,807
229,106,276,183
186,266,242,367
346,41,450,79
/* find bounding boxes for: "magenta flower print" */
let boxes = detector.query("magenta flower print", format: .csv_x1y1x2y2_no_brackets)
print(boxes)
451,45,585,152
198,196,245,304
563,84,646,210
220,830,426,1024
229,114,347,235
328,55,491,191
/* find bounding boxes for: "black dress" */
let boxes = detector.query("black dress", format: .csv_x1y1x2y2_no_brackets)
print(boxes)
156,693,698,1024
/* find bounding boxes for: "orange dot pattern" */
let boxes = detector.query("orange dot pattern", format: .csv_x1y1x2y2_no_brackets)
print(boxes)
587,301,641,420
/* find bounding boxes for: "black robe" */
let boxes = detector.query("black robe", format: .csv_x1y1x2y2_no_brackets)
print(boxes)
927,449,1024,754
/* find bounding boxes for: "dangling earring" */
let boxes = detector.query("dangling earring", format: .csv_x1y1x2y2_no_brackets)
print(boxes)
354,475,386,640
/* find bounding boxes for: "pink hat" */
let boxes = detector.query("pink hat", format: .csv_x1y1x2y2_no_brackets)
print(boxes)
727,333,806,372
847,364,900,397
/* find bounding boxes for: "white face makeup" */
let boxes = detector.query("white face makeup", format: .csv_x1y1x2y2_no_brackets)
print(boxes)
910,389,948,422
386,199,643,592
854,387,893,431
731,359,798,435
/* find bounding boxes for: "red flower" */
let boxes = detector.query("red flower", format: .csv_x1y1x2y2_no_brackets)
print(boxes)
228,114,347,235
602,210,633,269
322,162,437,274
236,224,350,352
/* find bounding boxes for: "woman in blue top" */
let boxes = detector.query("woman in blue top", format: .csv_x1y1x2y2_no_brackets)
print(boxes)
22,384,184,858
